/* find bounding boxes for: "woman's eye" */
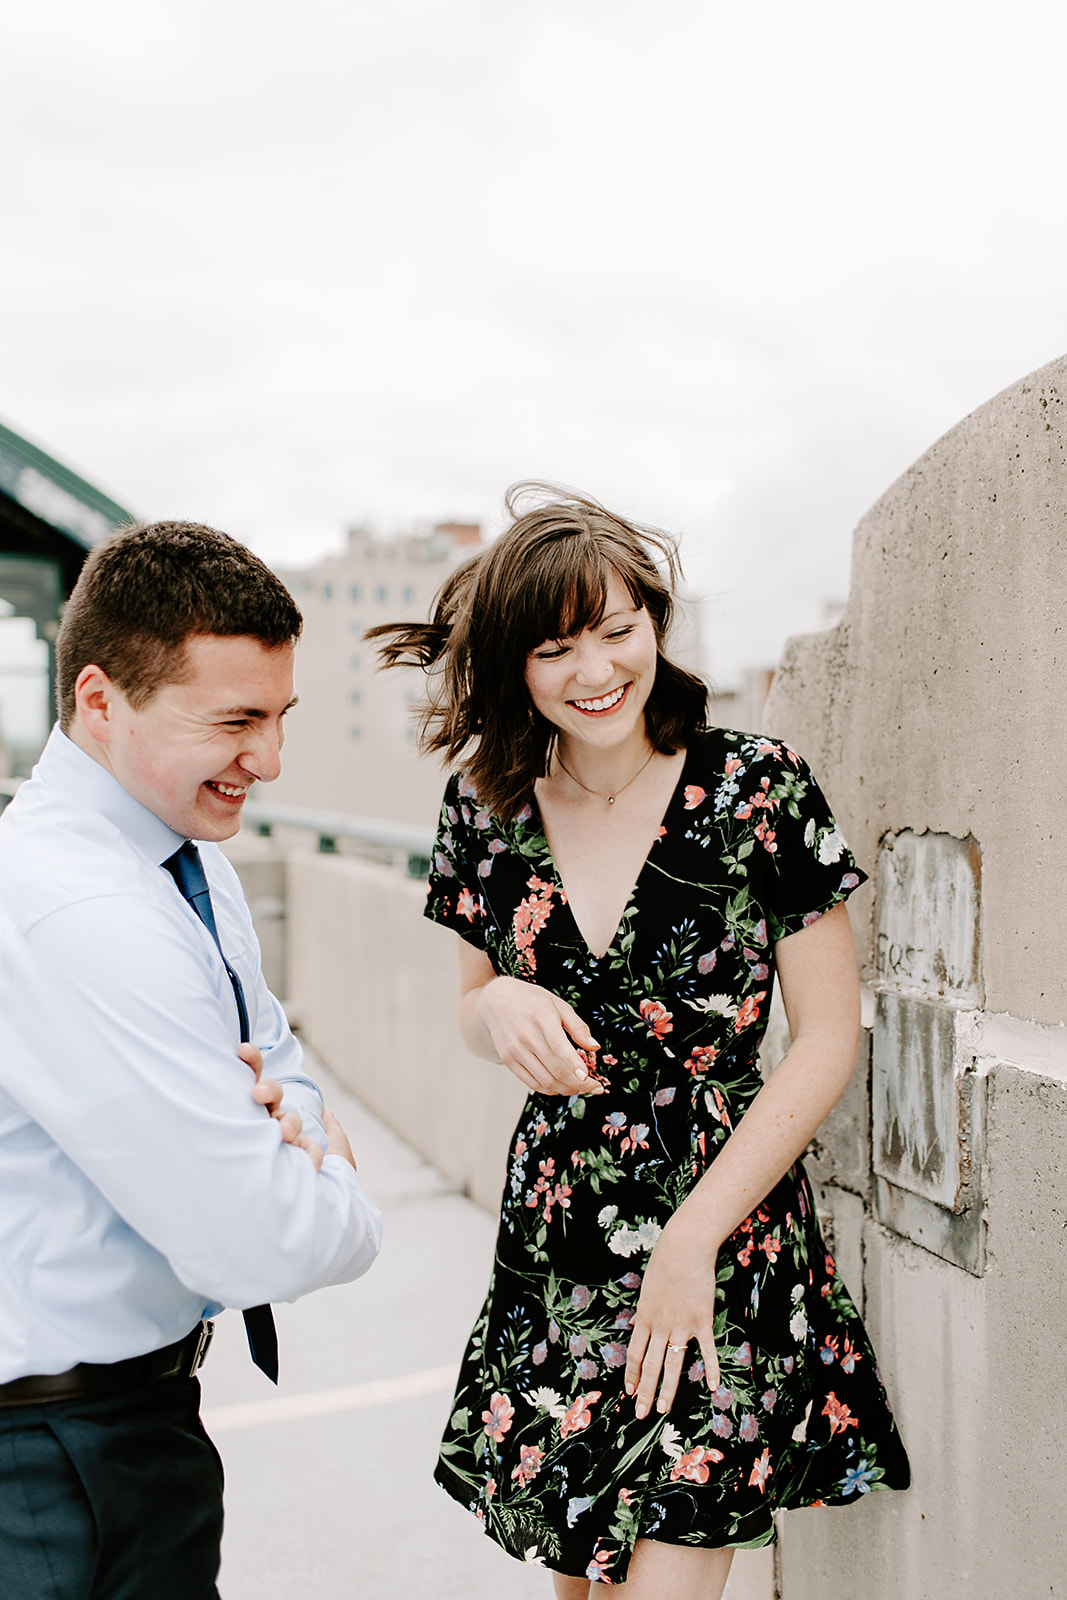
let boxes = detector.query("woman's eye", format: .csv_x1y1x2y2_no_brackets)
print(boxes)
606,626,635,641
532,645,568,660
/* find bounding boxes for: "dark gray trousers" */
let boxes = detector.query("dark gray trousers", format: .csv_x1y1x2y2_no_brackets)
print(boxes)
0,1376,224,1599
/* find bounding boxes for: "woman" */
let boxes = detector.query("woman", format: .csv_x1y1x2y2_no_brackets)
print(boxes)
370,485,909,1597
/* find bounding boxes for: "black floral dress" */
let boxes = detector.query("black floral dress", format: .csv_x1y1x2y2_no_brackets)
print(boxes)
424,729,909,1585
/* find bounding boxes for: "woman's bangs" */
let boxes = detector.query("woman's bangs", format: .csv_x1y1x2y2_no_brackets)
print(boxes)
521,545,611,650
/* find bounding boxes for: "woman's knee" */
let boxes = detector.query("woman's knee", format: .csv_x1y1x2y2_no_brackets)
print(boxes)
614,1537,734,1599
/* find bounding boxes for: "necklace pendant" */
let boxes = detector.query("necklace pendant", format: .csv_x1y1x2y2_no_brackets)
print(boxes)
607,795,615,805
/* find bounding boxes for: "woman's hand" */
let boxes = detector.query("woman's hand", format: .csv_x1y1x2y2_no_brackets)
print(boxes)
474,975,606,1096
458,944,605,1097
624,1213,721,1419
624,905,863,1418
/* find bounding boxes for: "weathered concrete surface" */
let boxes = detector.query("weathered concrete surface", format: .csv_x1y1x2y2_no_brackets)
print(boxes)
286,852,528,1214
764,354,1067,1598
804,1032,871,1199
768,359,1067,1025
226,850,288,1000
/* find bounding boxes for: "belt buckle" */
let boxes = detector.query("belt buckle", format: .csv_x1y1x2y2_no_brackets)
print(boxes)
187,1320,214,1377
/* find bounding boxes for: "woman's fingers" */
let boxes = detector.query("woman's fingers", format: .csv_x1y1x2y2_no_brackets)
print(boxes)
698,1332,721,1394
501,1040,573,1096
623,1322,650,1402
480,978,603,1095
501,1054,545,1094
533,1029,589,1090
632,1333,668,1420
655,1338,689,1415
556,997,600,1054
501,1028,604,1096
538,1000,599,1089
506,1050,603,1098
625,1325,719,1418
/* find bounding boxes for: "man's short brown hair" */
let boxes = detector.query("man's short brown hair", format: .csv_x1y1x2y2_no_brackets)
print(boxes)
56,520,303,729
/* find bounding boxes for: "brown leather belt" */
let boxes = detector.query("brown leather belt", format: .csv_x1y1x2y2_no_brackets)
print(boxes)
0,1321,214,1409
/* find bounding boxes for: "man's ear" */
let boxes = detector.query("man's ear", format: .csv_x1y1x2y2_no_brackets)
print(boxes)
73,665,118,745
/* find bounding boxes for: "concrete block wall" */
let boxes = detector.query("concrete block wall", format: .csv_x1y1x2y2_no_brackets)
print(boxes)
764,354,1067,1598
284,851,528,1214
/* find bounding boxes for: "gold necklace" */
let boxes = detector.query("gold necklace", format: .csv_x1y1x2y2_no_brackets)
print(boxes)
555,746,656,805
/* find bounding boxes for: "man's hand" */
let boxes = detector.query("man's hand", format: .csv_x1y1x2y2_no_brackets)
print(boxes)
238,1042,325,1170
322,1107,357,1171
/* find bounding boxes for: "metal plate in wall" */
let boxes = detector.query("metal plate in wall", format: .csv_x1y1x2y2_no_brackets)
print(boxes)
872,991,963,1209
874,830,982,1006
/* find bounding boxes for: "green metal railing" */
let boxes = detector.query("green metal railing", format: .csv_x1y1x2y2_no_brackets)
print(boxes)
241,800,434,878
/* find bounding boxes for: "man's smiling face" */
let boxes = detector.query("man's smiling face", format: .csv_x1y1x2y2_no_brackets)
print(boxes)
83,633,297,841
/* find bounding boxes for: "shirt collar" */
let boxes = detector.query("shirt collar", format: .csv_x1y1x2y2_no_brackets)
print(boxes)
34,725,188,867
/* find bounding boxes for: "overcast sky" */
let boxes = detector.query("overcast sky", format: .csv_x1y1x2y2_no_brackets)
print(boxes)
3,0,1067,709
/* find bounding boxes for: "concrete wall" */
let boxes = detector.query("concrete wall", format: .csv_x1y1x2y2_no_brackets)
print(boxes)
284,852,529,1214
764,354,1067,1598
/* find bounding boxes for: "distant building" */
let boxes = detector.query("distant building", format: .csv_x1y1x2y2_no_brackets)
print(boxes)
669,591,708,686
273,522,483,826
708,666,776,736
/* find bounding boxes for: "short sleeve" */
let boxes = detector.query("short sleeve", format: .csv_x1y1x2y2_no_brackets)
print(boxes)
423,773,491,950
752,743,868,942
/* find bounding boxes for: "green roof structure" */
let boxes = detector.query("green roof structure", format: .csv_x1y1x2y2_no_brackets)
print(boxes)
0,421,137,742
0,419,134,553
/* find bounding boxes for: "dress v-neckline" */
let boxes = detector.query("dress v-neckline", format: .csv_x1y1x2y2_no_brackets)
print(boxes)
531,745,694,963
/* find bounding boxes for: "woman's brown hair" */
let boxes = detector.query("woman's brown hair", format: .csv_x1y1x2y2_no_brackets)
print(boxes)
367,483,708,818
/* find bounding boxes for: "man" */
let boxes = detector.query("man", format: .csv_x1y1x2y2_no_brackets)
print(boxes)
0,521,382,1597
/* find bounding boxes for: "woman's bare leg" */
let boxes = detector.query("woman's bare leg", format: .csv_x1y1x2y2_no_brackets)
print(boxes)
609,1538,734,1599
552,1574,590,1600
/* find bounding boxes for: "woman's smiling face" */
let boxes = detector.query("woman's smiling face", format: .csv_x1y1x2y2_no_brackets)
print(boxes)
523,570,659,751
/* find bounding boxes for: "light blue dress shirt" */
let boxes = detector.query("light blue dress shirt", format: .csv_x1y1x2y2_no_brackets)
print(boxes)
0,727,382,1383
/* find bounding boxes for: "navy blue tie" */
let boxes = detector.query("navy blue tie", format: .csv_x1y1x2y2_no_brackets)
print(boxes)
162,841,279,1384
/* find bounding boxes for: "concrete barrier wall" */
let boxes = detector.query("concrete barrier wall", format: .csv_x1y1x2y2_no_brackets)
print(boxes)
284,852,528,1213
764,354,1067,1597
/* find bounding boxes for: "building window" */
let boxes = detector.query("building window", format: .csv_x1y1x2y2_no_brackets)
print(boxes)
323,583,333,600
350,655,361,671
402,584,414,605
376,584,387,603
350,690,361,705
351,726,361,739
350,583,361,602
350,619,362,634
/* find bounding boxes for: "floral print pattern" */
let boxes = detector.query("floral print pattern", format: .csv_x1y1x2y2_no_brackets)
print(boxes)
425,730,910,1583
